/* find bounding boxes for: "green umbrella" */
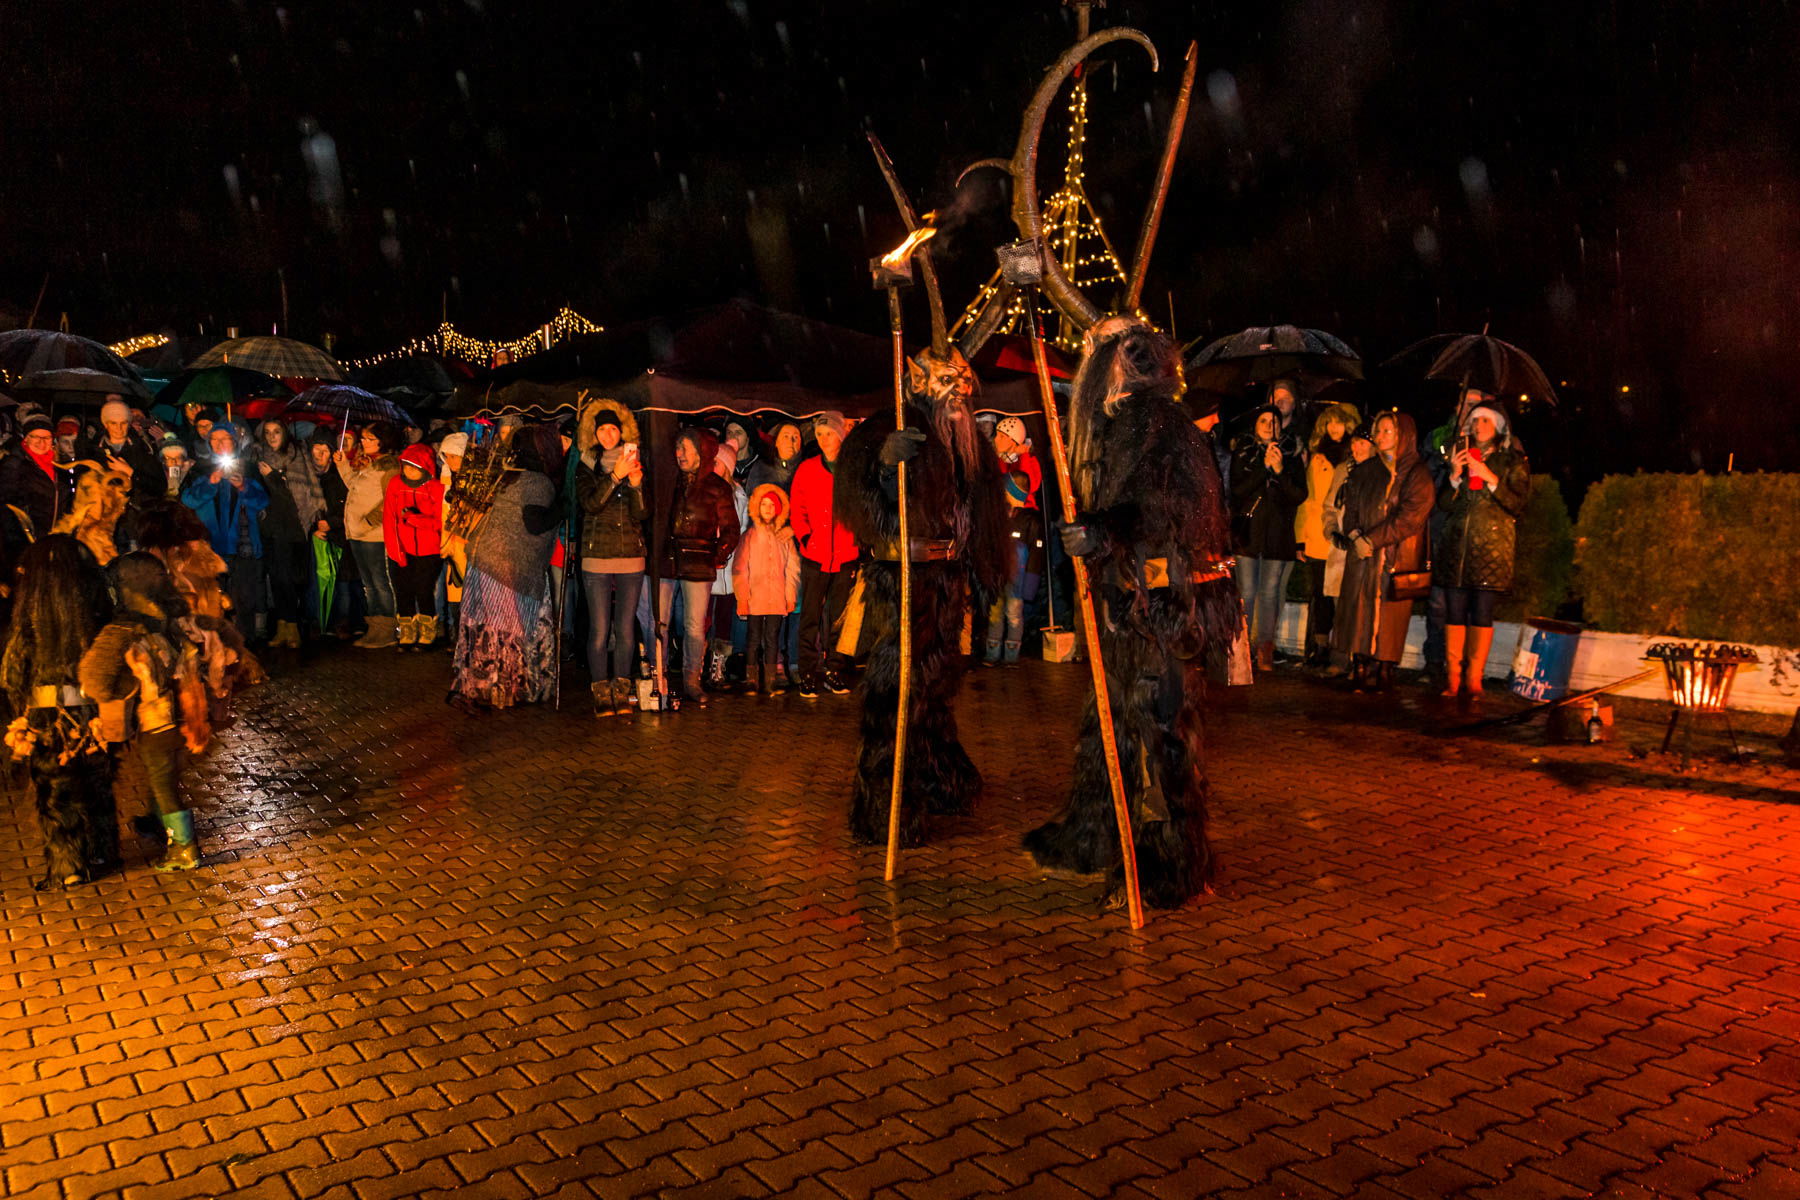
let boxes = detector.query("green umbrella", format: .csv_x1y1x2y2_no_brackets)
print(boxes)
313,538,342,629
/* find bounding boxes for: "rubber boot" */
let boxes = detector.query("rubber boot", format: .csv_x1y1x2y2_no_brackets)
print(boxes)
983,638,1001,664
395,615,419,652
415,614,438,651
1441,625,1466,698
358,615,397,649
1463,626,1494,708
591,681,612,717
154,811,201,872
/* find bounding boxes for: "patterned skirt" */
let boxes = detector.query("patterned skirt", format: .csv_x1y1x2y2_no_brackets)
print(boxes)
450,565,557,708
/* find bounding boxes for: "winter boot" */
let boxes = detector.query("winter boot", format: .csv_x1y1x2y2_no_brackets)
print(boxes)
612,678,634,715
357,615,398,649
415,614,439,651
395,615,419,651
592,681,613,717
1255,640,1277,673
154,811,201,872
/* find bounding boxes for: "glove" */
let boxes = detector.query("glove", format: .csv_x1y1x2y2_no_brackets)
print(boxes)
1353,535,1374,560
1059,518,1103,558
879,428,926,467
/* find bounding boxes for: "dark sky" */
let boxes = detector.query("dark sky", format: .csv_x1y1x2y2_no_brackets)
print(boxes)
4,1,1798,472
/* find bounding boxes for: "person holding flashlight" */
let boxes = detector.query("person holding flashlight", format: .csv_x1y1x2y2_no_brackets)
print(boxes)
181,424,269,641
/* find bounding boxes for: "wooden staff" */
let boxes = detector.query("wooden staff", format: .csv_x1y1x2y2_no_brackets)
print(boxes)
1028,305,1144,929
1125,42,1198,312
885,286,911,883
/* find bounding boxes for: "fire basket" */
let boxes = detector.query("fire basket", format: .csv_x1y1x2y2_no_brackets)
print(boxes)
1644,641,1759,758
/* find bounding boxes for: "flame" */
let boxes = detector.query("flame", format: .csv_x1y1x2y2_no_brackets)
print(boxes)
881,223,938,269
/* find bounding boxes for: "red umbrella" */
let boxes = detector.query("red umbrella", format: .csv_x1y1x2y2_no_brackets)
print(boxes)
973,333,1073,380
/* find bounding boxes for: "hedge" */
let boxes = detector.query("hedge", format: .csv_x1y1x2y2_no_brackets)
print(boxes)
1573,472,1800,647
1495,475,1575,623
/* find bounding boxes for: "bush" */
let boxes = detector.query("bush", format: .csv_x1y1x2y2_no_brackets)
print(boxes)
1573,472,1800,646
1496,475,1575,623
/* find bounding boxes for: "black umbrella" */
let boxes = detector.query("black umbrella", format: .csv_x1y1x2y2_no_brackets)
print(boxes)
0,330,147,384
1185,325,1364,394
1383,332,1559,410
15,367,155,405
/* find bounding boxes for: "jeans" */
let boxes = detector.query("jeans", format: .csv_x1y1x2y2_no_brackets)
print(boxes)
1235,555,1294,646
655,578,712,691
139,727,185,818
986,540,1042,659
583,570,644,681
264,538,311,624
781,592,802,672
798,558,855,682
226,554,262,640
349,540,395,617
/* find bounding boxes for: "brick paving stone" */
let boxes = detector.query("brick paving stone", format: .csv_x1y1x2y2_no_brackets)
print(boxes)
4,654,1799,1197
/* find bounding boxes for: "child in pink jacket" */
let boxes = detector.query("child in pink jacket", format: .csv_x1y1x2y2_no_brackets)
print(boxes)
733,483,802,694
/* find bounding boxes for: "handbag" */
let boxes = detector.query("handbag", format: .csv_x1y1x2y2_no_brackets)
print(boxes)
1385,566,1432,602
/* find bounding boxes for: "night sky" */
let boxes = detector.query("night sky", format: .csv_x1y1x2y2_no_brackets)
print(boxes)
4,1,1797,474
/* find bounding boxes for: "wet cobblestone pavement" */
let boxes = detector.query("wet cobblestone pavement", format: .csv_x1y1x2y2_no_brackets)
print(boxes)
4,647,1799,1199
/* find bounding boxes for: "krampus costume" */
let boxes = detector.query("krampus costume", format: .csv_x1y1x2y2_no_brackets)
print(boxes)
1024,319,1239,908
2,535,119,890
79,553,235,871
837,346,1012,846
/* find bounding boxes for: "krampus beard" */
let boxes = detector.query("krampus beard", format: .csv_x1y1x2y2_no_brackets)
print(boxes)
929,394,979,551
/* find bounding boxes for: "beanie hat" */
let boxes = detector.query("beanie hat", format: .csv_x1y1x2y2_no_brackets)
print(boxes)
399,442,437,475
1004,471,1032,505
813,411,847,439
591,410,622,434
438,431,469,459
995,416,1029,448
1463,404,1509,436
714,441,738,478
21,413,53,436
101,399,132,425
56,417,81,437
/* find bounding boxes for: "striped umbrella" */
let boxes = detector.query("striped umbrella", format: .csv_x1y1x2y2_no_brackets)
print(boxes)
189,336,344,381
0,330,147,384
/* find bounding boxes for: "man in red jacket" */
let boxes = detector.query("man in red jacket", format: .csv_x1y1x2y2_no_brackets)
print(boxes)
787,411,860,697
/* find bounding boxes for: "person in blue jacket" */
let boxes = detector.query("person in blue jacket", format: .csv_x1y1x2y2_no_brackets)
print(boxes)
182,424,269,640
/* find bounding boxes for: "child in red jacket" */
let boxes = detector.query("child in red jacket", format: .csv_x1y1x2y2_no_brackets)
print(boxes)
383,443,444,650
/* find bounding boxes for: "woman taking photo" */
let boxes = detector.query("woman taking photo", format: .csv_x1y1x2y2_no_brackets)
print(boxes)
253,419,326,649
1332,410,1434,692
1230,405,1306,672
1434,402,1530,707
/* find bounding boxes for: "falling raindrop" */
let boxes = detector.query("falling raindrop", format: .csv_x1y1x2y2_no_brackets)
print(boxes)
1459,157,1491,199
1413,226,1440,265
774,21,790,53
728,0,749,25
678,173,690,200
223,164,242,207
455,70,470,100
1206,70,1240,119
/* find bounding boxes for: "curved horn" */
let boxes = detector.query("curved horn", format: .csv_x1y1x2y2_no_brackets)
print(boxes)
954,157,1012,189
865,132,948,355
954,279,1018,361
1010,27,1158,335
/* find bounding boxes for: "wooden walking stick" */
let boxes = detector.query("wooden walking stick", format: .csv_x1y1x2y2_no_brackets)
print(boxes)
871,226,936,882
1026,299,1145,929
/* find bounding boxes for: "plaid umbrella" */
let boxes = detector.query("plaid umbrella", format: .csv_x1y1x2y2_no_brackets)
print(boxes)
282,384,413,429
0,331,147,384
189,336,344,381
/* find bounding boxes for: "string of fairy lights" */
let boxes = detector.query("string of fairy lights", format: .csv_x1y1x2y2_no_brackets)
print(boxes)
343,307,603,370
952,75,1132,352
106,333,171,358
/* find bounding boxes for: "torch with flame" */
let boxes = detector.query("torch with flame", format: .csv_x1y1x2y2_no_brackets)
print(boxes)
872,216,938,287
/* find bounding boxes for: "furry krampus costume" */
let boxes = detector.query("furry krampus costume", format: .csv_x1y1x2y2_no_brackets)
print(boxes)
837,347,1012,847
125,501,266,695
2,535,119,889
51,460,134,565
1023,319,1240,909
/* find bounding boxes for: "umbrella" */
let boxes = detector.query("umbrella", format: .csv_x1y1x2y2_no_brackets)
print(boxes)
1383,332,1560,410
0,330,148,383
15,367,155,404
972,333,1074,380
1185,325,1363,394
282,384,414,429
189,336,344,381
313,538,342,629
157,366,292,412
